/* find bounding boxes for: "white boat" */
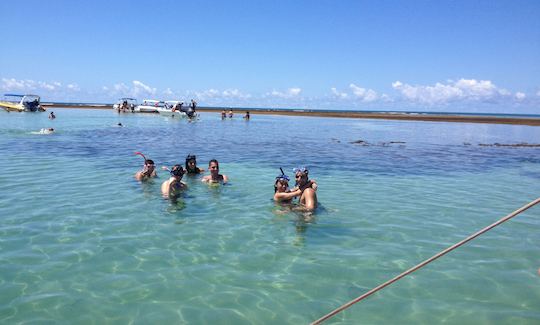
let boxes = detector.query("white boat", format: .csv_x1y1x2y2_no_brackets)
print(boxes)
157,101,187,118
113,98,137,112
0,94,45,112
135,99,164,113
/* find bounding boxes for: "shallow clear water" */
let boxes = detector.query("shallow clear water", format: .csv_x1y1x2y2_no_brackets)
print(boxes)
1,109,539,324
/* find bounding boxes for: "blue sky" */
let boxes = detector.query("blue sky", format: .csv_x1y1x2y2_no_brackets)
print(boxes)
1,0,539,113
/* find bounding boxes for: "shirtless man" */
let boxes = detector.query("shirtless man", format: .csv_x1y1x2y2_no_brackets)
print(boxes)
292,167,318,211
202,159,228,184
135,159,157,181
161,165,187,199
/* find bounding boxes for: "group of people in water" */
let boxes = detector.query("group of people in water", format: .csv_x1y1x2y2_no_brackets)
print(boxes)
221,109,250,120
134,153,317,211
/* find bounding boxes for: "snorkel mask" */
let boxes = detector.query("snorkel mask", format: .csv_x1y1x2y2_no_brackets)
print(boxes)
170,165,185,177
274,168,290,192
293,166,309,186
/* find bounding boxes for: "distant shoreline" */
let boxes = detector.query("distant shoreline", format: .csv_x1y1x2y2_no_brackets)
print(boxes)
41,103,540,126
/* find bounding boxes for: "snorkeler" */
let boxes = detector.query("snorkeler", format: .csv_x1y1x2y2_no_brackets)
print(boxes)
185,154,204,174
292,167,318,211
201,159,228,184
161,164,187,199
274,170,302,203
134,152,157,181
39,128,55,134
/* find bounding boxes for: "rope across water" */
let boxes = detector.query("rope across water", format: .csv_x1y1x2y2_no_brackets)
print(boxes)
311,197,540,324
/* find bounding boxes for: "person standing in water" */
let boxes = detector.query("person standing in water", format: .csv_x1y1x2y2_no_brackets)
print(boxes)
49,111,56,119
292,167,318,211
243,111,250,120
202,159,228,184
221,110,227,119
135,159,157,181
161,165,187,199
185,154,204,174
274,173,301,203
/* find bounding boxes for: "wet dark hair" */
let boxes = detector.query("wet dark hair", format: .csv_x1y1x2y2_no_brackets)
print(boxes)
185,154,200,173
170,164,185,177
208,159,219,168
274,177,289,193
145,159,155,165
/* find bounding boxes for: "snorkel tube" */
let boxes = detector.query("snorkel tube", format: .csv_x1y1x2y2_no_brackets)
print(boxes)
135,151,147,163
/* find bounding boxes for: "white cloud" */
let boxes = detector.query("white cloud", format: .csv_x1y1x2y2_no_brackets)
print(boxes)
222,88,251,99
331,87,348,99
132,80,156,96
349,83,378,102
392,79,512,105
163,88,174,96
67,84,80,91
267,88,302,98
515,92,526,100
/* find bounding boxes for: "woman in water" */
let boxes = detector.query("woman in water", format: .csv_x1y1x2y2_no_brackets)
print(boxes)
185,154,204,174
273,173,302,203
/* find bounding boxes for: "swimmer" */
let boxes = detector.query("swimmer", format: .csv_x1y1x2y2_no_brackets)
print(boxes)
291,167,318,211
49,111,56,119
274,171,302,203
185,154,204,174
117,122,123,127
134,152,157,181
201,159,228,184
39,128,55,134
161,164,187,199
134,158,157,181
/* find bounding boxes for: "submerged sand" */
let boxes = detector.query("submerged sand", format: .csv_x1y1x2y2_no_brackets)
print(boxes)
42,104,540,126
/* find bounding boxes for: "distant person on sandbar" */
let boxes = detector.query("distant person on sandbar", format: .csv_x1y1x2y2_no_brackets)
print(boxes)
202,159,228,184
221,110,226,119
161,164,187,199
243,111,250,120
135,158,157,181
228,109,234,118
185,154,204,174
274,172,301,203
49,111,56,119
292,167,318,211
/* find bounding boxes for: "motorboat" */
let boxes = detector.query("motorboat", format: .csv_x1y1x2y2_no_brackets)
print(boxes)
135,99,164,113
0,94,45,112
113,98,137,113
157,100,187,118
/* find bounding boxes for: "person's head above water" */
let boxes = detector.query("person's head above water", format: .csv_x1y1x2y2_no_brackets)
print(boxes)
170,164,185,179
293,167,309,186
208,159,219,172
274,171,290,193
185,154,200,173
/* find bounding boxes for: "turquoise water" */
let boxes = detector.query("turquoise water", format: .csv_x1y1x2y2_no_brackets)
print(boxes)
1,109,539,324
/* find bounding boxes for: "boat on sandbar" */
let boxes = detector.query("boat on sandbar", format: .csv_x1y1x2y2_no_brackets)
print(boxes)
113,98,137,113
157,100,187,118
0,94,45,112
135,99,164,113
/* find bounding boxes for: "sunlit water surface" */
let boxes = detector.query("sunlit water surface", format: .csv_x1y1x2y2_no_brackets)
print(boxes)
1,109,539,324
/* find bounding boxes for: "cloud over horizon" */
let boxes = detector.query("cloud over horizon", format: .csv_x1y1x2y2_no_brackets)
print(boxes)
1,77,536,112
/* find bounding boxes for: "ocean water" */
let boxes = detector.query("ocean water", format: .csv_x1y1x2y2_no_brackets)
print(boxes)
0,108,539,324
